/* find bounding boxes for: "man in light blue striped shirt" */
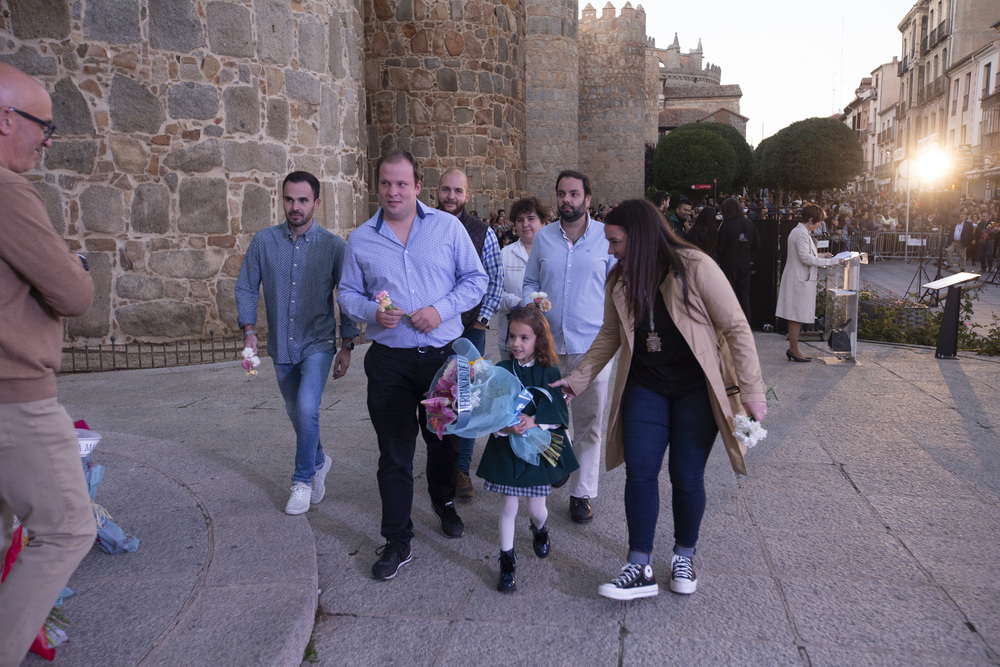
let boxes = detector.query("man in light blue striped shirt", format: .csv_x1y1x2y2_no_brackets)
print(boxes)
338,150,487,581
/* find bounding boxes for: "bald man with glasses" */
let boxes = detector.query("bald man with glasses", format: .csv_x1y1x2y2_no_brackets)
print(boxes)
0,63,96,666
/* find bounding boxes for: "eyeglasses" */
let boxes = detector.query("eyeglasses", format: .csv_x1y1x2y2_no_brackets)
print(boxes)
7,107,56,141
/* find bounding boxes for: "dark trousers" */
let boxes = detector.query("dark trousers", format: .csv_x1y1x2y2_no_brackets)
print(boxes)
723,265,752,323
621,382,718,559
364,342,459,546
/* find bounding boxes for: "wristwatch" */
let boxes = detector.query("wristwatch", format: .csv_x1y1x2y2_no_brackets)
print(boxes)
478,317,490,329
342,340,355,350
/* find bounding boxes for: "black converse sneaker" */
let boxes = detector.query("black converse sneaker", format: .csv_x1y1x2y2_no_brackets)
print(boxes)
597,563,659,601
669,554,697,594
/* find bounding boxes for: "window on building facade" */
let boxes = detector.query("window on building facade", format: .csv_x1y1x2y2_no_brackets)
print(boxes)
960,124,966,145
984,64,993,99
949,128,955,146
952,79,959,115
963,72,971,111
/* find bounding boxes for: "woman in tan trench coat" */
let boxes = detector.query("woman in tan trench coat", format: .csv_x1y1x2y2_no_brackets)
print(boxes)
552,199,766,602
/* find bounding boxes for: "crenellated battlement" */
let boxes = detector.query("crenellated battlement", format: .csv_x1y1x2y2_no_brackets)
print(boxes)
579,1,648,41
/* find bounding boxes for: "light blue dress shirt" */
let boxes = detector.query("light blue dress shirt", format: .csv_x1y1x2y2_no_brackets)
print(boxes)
338,200,488,349
521,216,615,354
235,221,359,365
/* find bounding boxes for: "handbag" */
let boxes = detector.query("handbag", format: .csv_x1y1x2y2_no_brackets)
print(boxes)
828,319,852,352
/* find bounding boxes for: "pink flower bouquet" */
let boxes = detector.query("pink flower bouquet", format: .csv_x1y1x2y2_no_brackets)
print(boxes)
241,347,261,375
375,290,410,317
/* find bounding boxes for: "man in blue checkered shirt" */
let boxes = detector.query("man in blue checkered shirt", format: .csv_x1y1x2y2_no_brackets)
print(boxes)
434,167,503,500
235,171,359,516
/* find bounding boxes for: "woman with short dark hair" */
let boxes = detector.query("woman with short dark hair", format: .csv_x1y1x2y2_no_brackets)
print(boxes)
775,203,842,362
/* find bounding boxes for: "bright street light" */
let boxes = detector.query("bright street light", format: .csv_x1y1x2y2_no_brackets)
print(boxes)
915,147,949,183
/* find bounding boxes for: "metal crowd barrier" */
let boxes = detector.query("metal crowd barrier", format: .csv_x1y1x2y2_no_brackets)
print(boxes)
869,230,943,262
812,229,943,262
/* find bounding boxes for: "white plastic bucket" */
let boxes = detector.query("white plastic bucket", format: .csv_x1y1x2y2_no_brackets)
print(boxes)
76,429,101,457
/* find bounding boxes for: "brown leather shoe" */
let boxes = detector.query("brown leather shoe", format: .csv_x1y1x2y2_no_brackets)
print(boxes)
456,471,475,500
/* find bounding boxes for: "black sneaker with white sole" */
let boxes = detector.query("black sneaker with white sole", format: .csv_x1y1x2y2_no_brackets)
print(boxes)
372,541,412,581
597,563,659,601
669,554,698,594
432,501,465,538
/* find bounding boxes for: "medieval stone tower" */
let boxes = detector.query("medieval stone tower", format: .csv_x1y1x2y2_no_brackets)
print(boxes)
577,2,649,204
524,0,579,204
362,0,527,217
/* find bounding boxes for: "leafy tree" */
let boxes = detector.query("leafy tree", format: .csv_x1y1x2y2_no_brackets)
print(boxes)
653,129,737,197
754,117,863,194
671,122,753,190
751,134,779,190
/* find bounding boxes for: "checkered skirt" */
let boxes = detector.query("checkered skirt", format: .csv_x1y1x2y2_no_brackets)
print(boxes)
483,481,551,497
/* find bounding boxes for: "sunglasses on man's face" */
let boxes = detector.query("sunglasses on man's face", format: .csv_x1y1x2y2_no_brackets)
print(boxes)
8,107,56,141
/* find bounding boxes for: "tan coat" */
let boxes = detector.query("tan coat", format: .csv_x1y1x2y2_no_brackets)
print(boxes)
564,249,765,475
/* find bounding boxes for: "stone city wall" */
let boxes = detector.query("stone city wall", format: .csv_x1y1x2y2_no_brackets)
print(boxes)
363,0,527,217
578,2,648,205
524,0,578,210
0,0,367,343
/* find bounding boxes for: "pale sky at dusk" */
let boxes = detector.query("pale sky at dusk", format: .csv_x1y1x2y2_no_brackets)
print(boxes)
595,0,916,146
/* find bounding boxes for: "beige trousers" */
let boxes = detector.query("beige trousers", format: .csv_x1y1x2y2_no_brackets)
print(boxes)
944,240,967,271
0,398,95,667
558,353,613,500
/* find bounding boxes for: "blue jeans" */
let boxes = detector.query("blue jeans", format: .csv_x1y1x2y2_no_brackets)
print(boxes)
274,349,335,484
457,325,486,473
621,382,718,563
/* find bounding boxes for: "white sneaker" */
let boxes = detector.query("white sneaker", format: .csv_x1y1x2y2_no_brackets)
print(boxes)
669,554,698,594
285,482,311,515
311,455,333,504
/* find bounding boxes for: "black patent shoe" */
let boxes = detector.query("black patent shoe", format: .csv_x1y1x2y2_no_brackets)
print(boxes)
497,548,517,593
530,522,550,559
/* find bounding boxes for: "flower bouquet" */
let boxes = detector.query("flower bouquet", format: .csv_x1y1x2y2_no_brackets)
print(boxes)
241,347,261,375
74,423,139,554
421,339,566,466
528,291,552,312
732,414,767,449
376,290,410,317
3,517,73,659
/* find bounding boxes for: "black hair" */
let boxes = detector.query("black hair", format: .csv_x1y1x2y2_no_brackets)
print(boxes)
283,171,320,200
